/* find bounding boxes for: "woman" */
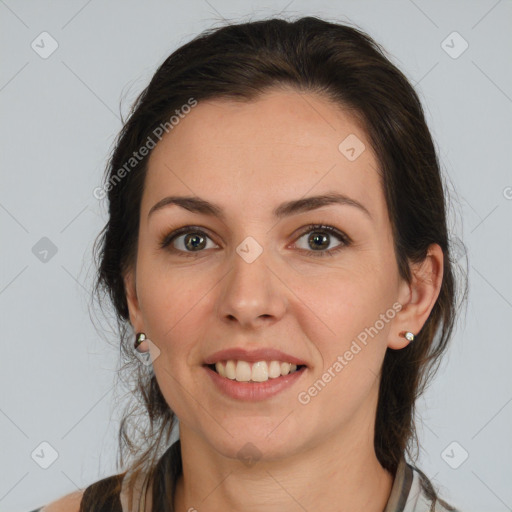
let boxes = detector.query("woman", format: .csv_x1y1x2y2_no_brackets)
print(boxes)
33,15,466,512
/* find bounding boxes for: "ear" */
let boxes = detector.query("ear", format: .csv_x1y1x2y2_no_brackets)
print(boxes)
388,243,444,350
123,268,145,336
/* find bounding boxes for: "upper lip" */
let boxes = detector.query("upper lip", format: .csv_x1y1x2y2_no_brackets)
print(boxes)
204,347,308,366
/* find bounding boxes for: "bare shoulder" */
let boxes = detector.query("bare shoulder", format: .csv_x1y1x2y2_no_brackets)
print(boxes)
40,489,84,512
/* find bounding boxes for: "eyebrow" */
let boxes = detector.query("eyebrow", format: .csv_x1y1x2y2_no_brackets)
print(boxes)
148,192,372,221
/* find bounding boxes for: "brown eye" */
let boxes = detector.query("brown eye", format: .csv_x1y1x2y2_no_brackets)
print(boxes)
294,225,350,257
307,232,330,251
159,227,218,256
182,232,207,251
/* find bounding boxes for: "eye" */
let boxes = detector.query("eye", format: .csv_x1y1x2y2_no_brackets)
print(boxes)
159,226,218,256
293,224,351,257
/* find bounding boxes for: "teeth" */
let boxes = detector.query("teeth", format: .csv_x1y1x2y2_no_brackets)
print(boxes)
235,360,252,382
215,361,226,377
268,360,281,379
212,360,302,382
251,361,268,382
225,360,236,380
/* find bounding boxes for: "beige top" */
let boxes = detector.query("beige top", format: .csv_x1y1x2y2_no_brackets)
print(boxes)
383,458,460,512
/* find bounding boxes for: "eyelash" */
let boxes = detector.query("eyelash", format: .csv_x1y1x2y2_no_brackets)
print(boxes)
158,224,351,258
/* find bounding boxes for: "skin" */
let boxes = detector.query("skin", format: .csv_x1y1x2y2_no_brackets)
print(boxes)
40,490,83,511
123,88,444,512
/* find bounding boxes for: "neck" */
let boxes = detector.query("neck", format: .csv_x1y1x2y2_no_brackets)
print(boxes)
173,423,394,512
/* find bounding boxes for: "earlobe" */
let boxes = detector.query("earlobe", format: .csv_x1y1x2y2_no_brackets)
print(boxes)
124,270,151,354
388,244,444,350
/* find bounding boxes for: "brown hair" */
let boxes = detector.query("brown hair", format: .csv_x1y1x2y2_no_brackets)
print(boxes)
88,15,468,511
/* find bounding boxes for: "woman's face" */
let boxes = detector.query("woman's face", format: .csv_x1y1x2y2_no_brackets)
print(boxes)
125,89,412,461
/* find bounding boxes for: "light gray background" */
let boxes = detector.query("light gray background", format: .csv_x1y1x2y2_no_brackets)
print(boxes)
1,1,511,511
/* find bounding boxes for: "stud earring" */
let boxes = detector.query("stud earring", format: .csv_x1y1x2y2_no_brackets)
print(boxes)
134,332,147,351
400,331,416,342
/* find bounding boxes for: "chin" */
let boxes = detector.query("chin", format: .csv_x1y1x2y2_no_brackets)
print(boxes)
204,422,306,464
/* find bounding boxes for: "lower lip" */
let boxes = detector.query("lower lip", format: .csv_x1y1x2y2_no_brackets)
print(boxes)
203,365,307,401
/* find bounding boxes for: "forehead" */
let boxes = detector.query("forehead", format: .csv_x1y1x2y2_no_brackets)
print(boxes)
144,89,386,227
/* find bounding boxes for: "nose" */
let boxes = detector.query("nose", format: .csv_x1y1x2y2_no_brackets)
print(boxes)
216,247,287,330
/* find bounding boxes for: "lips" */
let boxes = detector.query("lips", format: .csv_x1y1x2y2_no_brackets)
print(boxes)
204,362,307,400
203,347,308,367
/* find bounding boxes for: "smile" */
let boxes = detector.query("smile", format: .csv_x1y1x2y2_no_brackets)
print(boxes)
203,362,307,401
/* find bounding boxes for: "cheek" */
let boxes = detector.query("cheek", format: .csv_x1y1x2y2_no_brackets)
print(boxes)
297,260,397,375
135,251,218,364
295,277,396,419
135,261,211,417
